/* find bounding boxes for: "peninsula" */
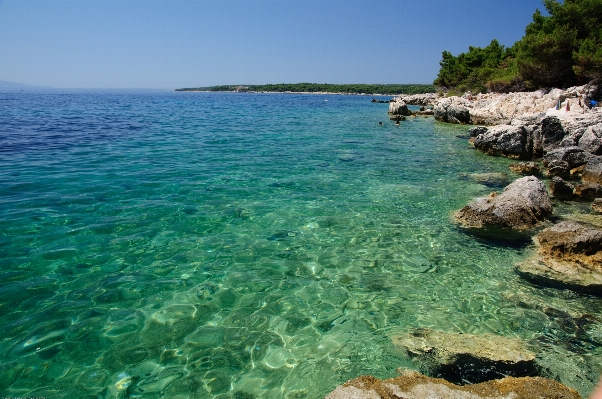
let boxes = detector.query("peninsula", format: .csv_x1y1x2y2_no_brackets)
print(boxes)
175,83,435,95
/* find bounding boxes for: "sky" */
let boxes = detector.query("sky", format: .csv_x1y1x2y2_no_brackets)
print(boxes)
0,0,549,89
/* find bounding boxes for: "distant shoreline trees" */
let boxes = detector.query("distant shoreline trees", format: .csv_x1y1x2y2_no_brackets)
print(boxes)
434,0,602,94
175,83,436,95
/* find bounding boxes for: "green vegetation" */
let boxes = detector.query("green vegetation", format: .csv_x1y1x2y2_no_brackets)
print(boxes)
175,83,436,95
435,0,602,93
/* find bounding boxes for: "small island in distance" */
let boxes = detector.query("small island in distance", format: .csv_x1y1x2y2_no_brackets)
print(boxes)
175,83,436,95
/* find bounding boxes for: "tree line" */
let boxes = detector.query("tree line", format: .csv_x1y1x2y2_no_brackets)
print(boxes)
434,0,602,94
175,83,436,95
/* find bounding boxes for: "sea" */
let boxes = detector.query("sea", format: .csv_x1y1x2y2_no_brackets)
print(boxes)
1,91,601,398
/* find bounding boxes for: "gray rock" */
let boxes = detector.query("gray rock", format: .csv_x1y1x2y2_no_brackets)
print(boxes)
469,126,488,137
537,116,566,153
583,156,602,184
388,99,410,116
574,182,602,200
392,329,537,384
325,371,580,399
455,176,553,231
549,177,574,200
515,221,602,295
593,198,602,213
434,97,471,124
578,124,602,155
542,146,591,170
474,125,532,159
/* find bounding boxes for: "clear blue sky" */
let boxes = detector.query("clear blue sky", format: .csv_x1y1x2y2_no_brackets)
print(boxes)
0,0,548,89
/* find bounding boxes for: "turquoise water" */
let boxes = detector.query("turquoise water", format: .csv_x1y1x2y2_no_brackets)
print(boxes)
1,92,601,398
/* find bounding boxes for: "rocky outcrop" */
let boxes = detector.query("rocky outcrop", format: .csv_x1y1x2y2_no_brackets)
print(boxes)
593,198,602,213
434,97,471,124
391,93,438,106
455,176,553,231
325,369,580,399
387,98,410,116
473,125,532,159
515,221,602,295
392,329,537,384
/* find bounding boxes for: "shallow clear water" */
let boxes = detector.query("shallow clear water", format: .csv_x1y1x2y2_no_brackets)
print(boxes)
1,92,601,398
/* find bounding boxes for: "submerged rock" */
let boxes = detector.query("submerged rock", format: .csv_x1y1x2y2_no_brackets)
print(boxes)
509,161,540,175
392,329,537,384
455,176,553,231
593,198,602,213
325,369,579,399
515,220,602,295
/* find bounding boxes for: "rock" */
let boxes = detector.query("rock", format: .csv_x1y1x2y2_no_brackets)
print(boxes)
325,371,580,399
388,98,410,116
469,126,488,137
392,329,537,384
515,221,602,295
578,124,602,155
594,198,602,213
549,177,574,200
537,116,566,154
509,161,540,175
546,160,571,177
455,176,553,231
474,125,532,159
542,146,591,170
460,172,510,188
583,156,602,184
434,97,471,124
391,93,438,106
574,182,602,200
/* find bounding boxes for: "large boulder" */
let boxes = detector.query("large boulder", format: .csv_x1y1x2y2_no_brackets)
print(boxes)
434,97,471,124
388,98,410,116
533,116,566,154
473,125,532,159
392,329,537,384
515,221,602,295
542,146,591,171
578,124,602,155
325,369,580,399
455,176,553,231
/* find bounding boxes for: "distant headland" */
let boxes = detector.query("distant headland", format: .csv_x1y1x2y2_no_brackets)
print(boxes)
174,83,436,95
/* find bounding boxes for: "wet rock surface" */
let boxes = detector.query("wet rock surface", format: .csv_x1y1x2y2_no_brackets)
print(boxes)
391,329,537,384
593,198,602,213
515,221,602,295
510,161,540,175
549,177,574,200
325,369,580,399
455,176,553,231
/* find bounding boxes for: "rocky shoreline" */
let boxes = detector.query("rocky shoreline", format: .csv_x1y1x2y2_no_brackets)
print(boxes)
326,86,602,398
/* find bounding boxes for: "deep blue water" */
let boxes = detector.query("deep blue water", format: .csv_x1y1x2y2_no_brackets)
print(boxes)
0,92,601,398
